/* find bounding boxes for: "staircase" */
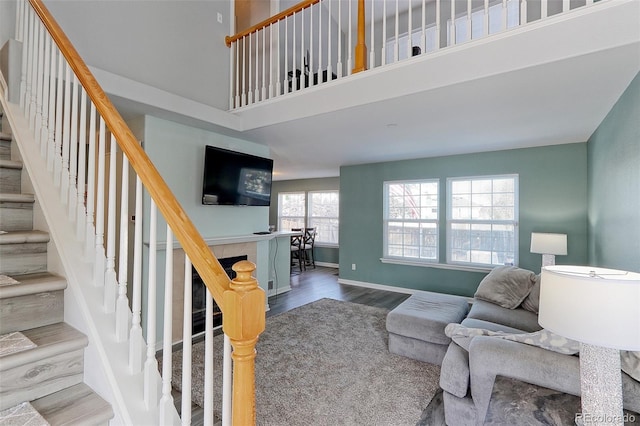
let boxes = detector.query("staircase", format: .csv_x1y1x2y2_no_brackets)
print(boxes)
0,109,113,425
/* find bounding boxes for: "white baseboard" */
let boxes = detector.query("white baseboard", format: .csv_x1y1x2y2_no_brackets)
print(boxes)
316,261,339,268
268,285,291,297
337,278,474,302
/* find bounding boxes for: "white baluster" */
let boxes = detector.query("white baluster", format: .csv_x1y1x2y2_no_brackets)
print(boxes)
436,0,441,49
276,21,281,95
19,5,29,111
181,256,193,426
222,334,232,426
541,0,548,19
76,88,88,242
521,0,528,25
129,176,144,373
563,0,569,13
104,134,117,312
241,37,246,106
292,13,296,93
235,42,240,108
53,52,63,185
248,32,253,103
39,31,50,158
484,0,490,37
317,4,323,80
327,0,333,79
144,201,159,410
159,227,176,424
284,21,289,93
68,75,79,220
395,0,399,62
34,21,44,143
300,8,305,88
60,63,72,203
255,29,260,102
407,0,412,58
337,1,343,78
309,6,314,86
45,41,56,172
421,0,426,55
85,104,97,259
115,155,130,342
502,0,508,31
269,23,274,98
467,0,472,41
451,0,456,46
26,12,35,124
203,286,214,426
93,118,106,288
262,26,267,101
381,0,387,66
15,0,24,42
348,0,352,74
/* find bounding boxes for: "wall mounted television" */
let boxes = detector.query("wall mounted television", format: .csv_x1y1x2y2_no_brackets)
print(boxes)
201,145,274,206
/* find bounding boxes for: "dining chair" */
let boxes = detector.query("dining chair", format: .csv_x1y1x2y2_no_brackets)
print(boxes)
302,227,316,269
290,229,305,272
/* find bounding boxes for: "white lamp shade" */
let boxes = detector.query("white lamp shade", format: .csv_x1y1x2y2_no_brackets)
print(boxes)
530,233,567,255
539,265,640,350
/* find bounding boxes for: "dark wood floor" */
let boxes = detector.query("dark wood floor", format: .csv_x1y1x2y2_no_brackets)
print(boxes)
267,266,411,317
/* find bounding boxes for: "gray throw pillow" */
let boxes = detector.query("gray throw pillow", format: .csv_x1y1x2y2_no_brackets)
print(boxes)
474,266,537,309
520,274,541,313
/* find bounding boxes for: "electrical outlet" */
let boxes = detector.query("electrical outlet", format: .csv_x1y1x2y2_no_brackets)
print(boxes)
351,263,356,271
217,12,223,23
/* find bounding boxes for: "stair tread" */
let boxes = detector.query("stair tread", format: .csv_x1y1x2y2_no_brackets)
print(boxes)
0,193,35,203
0,230,49,245
0,272,66,299
31,382,113,426
0,323,88,370
0,159,22,169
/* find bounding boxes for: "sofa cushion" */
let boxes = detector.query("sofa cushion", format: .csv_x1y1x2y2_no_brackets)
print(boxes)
386,292,469,345
468,299,541,332
440,342,470,398
520,274,541,313
474,266,537,309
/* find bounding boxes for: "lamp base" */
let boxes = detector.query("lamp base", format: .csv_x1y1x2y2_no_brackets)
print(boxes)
577,343,623,426
541,254,556,267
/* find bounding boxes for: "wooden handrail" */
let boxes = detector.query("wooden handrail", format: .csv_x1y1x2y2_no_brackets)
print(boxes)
225,0,320,47
28,0,231,311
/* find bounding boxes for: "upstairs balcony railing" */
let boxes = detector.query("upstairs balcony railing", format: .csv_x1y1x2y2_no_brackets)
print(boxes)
226,0,603,110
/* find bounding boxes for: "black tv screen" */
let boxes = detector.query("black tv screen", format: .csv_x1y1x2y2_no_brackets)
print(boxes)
202,146,273,206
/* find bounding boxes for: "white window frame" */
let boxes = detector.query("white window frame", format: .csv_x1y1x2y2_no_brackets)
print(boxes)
277,191,306,231
383,179,440,263
307,190,339,246
446,174,519,268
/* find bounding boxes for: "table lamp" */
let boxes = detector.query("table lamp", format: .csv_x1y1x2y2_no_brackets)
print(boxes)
539,265,640,425
530,233,567,266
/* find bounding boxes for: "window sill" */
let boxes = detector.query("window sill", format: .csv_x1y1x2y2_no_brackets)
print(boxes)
380,257,493,273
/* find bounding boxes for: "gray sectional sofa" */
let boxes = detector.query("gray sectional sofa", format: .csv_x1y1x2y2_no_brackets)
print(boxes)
437,267,640,426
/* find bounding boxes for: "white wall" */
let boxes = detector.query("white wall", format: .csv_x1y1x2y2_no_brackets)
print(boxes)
43,0,232,110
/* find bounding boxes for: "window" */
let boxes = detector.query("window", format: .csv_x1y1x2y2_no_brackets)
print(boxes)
307,191,339,245
447,175,518,267
278,192,305,230
384,180,439,262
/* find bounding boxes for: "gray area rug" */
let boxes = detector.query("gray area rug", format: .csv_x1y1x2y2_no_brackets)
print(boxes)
172,298,441,426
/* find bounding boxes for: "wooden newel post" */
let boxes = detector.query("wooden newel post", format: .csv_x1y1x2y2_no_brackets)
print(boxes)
223,260,266,426
352,0,368,73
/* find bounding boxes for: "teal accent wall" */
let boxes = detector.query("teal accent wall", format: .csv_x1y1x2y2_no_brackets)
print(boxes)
339,144,588,297
270,177,340,265
588,72,640,272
